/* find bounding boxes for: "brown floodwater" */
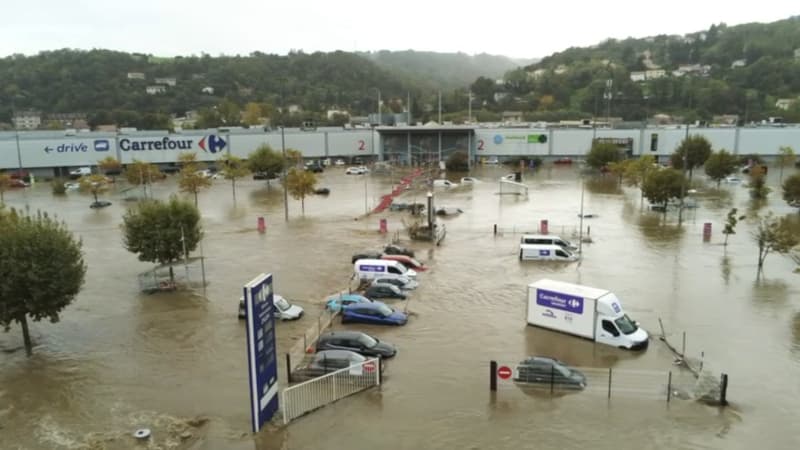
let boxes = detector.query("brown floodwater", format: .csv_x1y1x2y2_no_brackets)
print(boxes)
1,164,799,450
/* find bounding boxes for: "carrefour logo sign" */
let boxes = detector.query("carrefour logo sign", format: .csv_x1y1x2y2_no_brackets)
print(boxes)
119,134,226,152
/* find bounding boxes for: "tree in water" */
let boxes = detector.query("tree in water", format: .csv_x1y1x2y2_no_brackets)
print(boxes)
122,196,202,284
0,208,86,356
283,168,317,215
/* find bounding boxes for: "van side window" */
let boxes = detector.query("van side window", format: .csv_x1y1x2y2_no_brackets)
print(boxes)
556,250,568,257
602,320,620,337
388,266,401,274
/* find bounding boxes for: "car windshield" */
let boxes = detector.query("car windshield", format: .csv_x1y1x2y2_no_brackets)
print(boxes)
615,314,639,335
375,304,393,316
357,334,378,348
395,264,408,274
551,361,572,377
274,296,291,311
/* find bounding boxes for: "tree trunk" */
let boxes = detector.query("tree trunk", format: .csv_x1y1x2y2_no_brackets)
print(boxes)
301,196,305,215
92,190,98,203
19,314,32,357
169,265,175,283
231,179,237,205
194,191,198,207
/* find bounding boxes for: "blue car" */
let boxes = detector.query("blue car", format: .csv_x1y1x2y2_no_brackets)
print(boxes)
341,302,408,326
326,293,372,312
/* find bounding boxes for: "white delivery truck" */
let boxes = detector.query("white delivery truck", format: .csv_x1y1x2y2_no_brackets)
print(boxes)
527,279,649,350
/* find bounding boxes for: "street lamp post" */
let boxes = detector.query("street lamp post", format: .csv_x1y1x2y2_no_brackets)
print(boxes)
678,124,689,224
604,79,613,127
281,125,288,222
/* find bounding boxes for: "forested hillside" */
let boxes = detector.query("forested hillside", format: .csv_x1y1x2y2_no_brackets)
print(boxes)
2,16,799,130
477,16,800,123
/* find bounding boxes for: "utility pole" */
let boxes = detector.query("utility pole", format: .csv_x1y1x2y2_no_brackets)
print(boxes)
407,91,412,125
678,124,689,224
438,91,442,124
604,79,613,127
11,100,23,174
180,226,190,283
281,125,288,222
468,91,473,123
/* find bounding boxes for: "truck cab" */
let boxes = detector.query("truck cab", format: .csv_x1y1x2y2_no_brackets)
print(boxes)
594,294,648,349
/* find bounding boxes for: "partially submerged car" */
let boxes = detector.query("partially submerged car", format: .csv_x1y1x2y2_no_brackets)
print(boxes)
372,275,417,290
291,350,382,382
325,293,372,312
364,283,407,300
316,331,397,358
381,254,427,271
238,294,304,320
514,356,586,389
341,302,408,326
383,244,415,257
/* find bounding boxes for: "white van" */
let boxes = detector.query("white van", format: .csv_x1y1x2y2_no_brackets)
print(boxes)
519,244,578,262
354,259,417,281
520,234,577,251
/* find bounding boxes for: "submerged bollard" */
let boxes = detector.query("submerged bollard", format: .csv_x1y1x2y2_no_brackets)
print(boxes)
379,218,387,234
703,222,712,242
257,216,266,233
540,219,549,235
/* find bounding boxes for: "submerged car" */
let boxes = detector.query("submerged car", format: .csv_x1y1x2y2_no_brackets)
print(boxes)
345,166,369,175
291,350,382,382
238,294,304,320
351,251,384,264
383,244,415,257
514,356,586,389
316,331,397,358
372,275,417,290
381,254,427,271
364,283,407,300
341,302,408,326
326,293,372,312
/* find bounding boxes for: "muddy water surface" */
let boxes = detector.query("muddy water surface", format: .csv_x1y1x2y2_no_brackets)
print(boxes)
1,165,799,449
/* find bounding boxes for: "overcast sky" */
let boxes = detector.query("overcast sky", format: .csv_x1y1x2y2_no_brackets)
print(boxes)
2,1,797,59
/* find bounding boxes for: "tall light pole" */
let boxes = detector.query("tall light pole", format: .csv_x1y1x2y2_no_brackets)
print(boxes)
468,91,473,123
678,123,689,224
279,77,289,222
604,79,613,127
11,98,23,174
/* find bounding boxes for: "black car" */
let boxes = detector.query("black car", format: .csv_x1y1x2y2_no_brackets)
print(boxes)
514,356,586,389
351,251,383,264
305,163,324,173
90,200,112,209
383,244,415,257
316,331,396,358
364,283,407,300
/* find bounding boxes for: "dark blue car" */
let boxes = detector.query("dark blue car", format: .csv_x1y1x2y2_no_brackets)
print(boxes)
341,302,408,326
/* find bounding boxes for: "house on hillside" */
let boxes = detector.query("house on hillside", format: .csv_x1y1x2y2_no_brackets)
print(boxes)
630,70,665,82
795,48,800,59
776,98,797,110
731,59,746,68
502,111,524,123
127,72,145,80
154,77,177,86
146,85,166,95
12,110,41,129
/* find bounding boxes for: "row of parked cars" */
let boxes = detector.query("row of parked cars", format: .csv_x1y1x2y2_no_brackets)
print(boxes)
290,244,424,381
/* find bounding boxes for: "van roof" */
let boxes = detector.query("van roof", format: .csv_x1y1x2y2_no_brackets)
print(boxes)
521,234,565,239
528,279,609,299
354,258,397,265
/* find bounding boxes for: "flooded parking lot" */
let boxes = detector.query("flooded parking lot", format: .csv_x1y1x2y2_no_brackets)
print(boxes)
1,164,799,449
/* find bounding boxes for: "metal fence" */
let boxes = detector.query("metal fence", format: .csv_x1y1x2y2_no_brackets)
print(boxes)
490,360,728,405
281,357,382,424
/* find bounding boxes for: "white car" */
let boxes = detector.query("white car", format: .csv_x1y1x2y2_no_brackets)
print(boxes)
724,176,742,183
485,157,499,165
238,294,304,321
346,166,369,175
460,177,481,184
432,179,458,188
500,174,516,181
334,159,346,166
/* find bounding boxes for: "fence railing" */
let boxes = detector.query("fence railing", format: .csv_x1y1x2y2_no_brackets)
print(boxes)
490,360,728,405
281,357,381,424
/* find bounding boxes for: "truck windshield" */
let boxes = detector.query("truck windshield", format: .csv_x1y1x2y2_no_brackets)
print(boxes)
615,314,638,335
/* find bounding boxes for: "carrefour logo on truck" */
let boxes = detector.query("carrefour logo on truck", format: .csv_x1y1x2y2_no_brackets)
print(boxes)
536,289,584,314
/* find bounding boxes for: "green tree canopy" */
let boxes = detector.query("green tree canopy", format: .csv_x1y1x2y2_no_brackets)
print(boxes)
247,145,286,182
749,165,770,199
446,150,469,171
642,168,686,210
178,155,212,206
671,135,712,179
124,159,163,199
0,208,86,355
0,172,11,203
704,149,739,187
586,142,623,170
778,146,796,183
218,154,250,204
283,168,317,215
78,173,111,203
122,196,202,281
753,212,800,270
783,173,800,210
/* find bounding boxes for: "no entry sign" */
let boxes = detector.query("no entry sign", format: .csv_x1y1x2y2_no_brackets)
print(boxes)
363,361,377,373
497,365,512,380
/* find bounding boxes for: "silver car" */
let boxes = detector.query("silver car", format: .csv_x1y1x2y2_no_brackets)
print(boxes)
372,275,418,290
